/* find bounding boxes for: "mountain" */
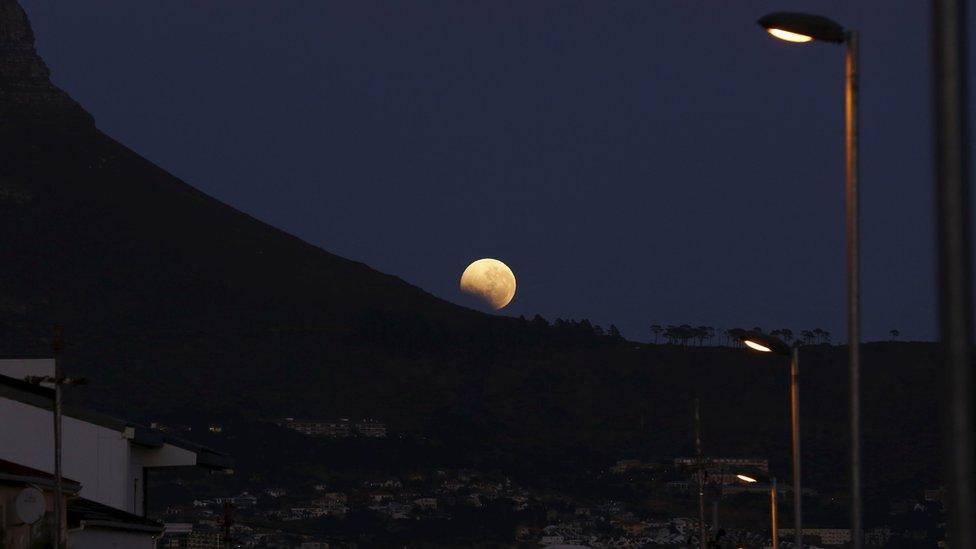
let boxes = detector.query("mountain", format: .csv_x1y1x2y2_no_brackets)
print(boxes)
0,0,942,501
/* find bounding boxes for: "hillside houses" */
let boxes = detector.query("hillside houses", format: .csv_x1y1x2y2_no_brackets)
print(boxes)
275,417,388,438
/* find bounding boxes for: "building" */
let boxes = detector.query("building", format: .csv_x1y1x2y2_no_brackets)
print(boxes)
289,507,328,520
315,492,348,516
864,527,893,546
0,364,231,518
277,417,389,438
68,497,165,549
610,459,657,474
213,492,257,508
674,457,769,472
674,457,770,485
161,523,223,549
277,417,351,437
414,497,438,511
779,527,852,546
0,459,80,548
355,419,388,438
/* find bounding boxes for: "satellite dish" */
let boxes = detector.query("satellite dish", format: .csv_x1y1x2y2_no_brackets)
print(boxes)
15,487,46,525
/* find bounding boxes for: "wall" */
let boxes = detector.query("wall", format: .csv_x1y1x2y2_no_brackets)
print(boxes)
0,398,137,512
69,527,157,549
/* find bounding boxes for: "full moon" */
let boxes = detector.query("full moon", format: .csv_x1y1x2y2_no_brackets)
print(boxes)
459,258,517,311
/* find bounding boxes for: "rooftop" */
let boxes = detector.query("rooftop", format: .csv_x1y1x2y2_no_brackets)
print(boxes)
0,373,232,470
0,458,82,492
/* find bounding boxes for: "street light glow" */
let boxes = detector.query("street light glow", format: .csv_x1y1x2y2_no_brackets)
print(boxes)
737,474,758,483
744,340,773,353
767,28,814,43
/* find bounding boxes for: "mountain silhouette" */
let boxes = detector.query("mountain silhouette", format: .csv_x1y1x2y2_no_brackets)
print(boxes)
0,0,941,503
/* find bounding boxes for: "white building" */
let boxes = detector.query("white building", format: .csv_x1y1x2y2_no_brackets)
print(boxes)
0,364,231,518
68,497,165,549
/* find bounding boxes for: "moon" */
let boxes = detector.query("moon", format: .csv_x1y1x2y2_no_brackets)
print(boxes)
459,258,517,311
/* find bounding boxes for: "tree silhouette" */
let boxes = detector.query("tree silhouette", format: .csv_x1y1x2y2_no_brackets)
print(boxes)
890,329,900,340
695,326,710,346
651,324,663,344
726,328,747,348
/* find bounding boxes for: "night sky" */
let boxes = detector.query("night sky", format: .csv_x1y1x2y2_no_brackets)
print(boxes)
20,1,975,341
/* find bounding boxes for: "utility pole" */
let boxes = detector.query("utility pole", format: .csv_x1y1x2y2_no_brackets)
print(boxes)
694,398,706,549
26,328,86,549
223,501,234,548
52,328,64,549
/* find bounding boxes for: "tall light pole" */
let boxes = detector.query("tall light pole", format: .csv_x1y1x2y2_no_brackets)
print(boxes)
756,13,862,549
930,0,974,546
740,332,800,549
736,473,778,549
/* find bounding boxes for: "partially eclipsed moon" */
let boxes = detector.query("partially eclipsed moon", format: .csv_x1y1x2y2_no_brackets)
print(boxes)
459,258,516,311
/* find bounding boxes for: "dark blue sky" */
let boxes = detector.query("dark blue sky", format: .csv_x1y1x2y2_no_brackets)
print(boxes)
21,1,973,341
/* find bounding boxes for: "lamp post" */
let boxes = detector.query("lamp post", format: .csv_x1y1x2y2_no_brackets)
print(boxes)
930,1,974,547
26,328,86,549
756,12,862,549
736,473,778,549
740,332,800,549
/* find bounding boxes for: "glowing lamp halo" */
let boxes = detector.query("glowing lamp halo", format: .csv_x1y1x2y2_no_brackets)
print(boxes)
744,340,773,353
736,474,758,483
767,28,813,43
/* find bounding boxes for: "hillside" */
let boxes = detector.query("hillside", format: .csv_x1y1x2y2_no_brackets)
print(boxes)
0,0,941,501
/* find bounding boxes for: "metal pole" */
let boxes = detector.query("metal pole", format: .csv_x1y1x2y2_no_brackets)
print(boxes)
844,29,863,549
711,499,719,541
694,398,706,549
771,478,779,549
931,1,975,547
790,347,802,549
52,329,64,549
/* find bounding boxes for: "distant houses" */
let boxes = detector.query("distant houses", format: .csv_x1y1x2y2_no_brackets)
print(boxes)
276,417,388,438
674,456,770,486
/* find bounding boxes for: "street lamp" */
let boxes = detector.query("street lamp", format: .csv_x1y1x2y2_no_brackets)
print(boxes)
757,12,863,549
736,471,778,549
740,332,800,549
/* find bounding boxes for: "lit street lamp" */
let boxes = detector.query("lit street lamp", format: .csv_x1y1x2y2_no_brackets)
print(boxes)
737,472,778,549
756,12,863,549
740,332,800,549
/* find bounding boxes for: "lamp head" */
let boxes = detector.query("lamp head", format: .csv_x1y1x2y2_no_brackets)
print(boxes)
735,466,772,484
740,331,792,356
758,12,846,44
